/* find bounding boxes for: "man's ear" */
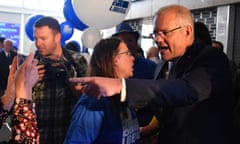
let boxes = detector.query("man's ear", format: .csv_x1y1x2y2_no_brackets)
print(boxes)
55,33,61,43
185,25,193,37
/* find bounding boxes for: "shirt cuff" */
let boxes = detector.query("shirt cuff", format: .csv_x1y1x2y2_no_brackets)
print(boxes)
120,78,126,102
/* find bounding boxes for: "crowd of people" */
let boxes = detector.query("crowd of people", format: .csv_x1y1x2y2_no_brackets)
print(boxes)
64,37,140,143
0,4,240,144
69,4,239,144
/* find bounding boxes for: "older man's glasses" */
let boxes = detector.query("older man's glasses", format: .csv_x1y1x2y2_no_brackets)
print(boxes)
150,26,182,39
117,50,132,56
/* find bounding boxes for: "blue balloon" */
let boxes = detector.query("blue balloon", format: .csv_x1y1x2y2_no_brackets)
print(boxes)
61,39,66,48
63,0,88,31
61,21,74,41
25,14,44,41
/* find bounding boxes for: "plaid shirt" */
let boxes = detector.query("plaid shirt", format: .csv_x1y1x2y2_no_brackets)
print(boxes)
33,49,88,144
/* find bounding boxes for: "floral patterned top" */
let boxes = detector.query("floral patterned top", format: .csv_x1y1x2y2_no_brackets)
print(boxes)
1,98,40,144
0,100,9,128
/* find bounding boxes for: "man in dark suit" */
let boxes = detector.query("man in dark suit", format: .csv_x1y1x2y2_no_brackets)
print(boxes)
0,37,5,52
0,39,17,95
69,4,234,144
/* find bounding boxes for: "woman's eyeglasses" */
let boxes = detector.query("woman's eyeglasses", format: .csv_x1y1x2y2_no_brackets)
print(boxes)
117,50,132,56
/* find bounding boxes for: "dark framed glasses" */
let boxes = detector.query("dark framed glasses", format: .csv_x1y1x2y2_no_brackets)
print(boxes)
150,26,182,39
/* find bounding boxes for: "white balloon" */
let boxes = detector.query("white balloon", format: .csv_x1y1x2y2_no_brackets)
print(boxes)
29,42,37,53
81,28,102,49
72,0,131,30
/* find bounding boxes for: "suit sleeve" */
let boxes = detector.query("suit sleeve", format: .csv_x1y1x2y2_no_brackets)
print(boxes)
125,78,199,108
125,47,231,109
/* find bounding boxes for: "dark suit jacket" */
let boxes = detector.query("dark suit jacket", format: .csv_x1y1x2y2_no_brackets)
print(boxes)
125,41,234,144
0,51,17,91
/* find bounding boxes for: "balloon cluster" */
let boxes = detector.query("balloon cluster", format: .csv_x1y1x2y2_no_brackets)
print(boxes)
63,0,88,31
25,0,131,49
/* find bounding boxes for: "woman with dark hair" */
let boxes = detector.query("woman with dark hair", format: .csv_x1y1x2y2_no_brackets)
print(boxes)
64,37,140,144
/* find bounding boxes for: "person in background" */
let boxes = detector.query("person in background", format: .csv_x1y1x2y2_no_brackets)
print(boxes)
112,22,157,128
211,40,238,95
212,40,240,140
139,116,159,144
64,40,91,65
0,56,18,128
194,21,212,45
64,37,140,144
64,40,81,52
194,22,238,142
0,37,5,52
0,53,40,143
69,4,234,144
232,59,240,139
212,40,224,51
112,22,156,79
212,40,237,73
0,39,17,95
146,46,160,64
33,16,88,143
194,23,237,106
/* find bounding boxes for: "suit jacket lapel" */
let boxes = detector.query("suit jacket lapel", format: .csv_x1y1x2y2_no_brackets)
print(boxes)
154,60,167,80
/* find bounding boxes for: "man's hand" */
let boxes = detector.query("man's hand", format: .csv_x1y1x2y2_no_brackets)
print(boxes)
36,64,45,81
69,77,122,99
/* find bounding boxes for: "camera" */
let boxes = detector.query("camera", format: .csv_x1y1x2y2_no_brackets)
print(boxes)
34,53,69,81
43,62,68,81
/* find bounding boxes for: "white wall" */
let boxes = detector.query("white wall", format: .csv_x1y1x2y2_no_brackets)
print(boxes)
0,1,65,55
1,0,240,55
125,0,240,20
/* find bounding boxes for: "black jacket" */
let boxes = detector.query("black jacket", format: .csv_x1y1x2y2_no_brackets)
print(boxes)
0,51,17,92
125,41,234,144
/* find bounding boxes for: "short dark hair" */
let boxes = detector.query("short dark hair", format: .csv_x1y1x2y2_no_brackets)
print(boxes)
64,41,80,52
0,37,5,43
34,16,61,34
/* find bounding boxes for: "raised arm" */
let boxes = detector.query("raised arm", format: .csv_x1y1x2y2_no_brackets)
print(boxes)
10,53,40,143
